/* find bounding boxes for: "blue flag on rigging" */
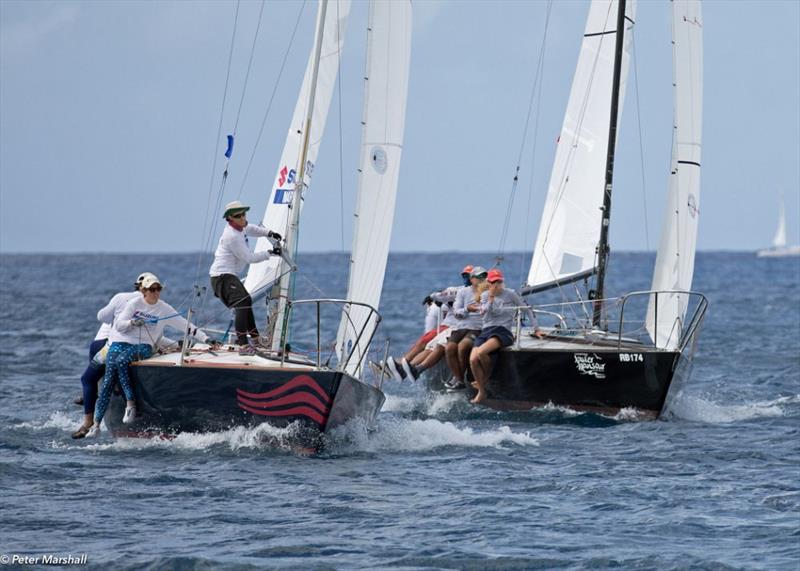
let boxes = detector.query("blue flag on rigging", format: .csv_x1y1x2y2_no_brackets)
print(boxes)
224,135,234,159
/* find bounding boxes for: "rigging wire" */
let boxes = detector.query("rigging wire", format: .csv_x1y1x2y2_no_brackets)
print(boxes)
495,0,554,265
232,0,267,137
235,0,309,200
631,30,651,251
518,0,553,282
335,0,346,253
193,0,241,287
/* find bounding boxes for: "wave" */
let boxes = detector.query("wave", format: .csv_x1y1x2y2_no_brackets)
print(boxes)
664,392,800,423
327,417,538,454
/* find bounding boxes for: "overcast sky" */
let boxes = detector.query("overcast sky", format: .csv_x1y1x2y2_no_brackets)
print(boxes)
1,0,798,254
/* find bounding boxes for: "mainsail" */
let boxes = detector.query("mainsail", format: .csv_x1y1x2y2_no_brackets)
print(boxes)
646,0,703,350
524,0,636,294
243,0,351,299
335,0,413,374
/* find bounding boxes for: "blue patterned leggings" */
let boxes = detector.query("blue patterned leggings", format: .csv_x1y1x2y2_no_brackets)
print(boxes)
93,342,152,423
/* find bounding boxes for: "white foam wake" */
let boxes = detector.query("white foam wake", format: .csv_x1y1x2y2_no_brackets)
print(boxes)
328,417,538,453
664,393,799,423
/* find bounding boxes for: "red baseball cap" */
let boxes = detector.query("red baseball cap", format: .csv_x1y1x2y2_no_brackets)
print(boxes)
487,269,504,283
461,265,474,275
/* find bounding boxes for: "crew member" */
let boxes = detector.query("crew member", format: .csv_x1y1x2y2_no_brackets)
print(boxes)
209,200,282,354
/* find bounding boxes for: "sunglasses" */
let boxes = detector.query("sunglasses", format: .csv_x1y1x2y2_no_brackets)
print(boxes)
145,285,162,292
488,279,503,284
230,212,247,219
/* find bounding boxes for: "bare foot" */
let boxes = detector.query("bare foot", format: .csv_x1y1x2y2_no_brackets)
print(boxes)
470,391,487,404
470,381,479,389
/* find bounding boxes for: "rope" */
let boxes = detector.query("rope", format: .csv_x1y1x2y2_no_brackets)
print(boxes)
496,0,553,263
336,0,346,252
235,0,308,199
232,0,266,137
194,0,241,286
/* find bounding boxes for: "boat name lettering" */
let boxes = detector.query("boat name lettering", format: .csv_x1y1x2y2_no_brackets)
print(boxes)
619,353,643,363
574,353,606,379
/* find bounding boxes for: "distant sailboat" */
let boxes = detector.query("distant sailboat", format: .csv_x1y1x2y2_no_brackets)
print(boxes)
757,192,800,257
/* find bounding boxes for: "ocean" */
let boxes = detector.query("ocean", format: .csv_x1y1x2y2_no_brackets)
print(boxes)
0,252,798,570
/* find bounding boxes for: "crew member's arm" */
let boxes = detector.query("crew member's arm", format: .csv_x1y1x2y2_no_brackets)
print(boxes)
245,224,281,241
452,288,469,319
115,299,139,332
226,233,272,265
97,293,125,324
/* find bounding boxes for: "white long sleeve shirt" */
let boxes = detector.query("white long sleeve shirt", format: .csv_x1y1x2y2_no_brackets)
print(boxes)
452,286,484,330
110,296,209,349
209,223,274,277
94,291,142,340
424,303,446,332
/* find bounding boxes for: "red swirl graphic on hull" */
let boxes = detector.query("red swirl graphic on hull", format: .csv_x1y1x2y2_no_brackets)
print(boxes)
236,375,331,427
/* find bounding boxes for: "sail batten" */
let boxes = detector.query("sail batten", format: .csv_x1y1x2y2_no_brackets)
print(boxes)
525,0,636,292
335,0,413,374
646,0,703,350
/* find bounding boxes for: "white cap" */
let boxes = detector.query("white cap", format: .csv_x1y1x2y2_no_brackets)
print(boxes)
222,200,250,219
140,274,163,290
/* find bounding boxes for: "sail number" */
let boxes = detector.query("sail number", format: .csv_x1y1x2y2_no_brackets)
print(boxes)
619,353,643,363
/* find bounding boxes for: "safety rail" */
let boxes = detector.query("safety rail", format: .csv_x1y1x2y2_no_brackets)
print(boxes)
508,289,708,352
280,298,382,374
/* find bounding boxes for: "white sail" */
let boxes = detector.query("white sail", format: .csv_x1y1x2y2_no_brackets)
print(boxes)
525,0,636,292
773,193,787,248
243,0,351,298
335,0,413,374
646,0,703,350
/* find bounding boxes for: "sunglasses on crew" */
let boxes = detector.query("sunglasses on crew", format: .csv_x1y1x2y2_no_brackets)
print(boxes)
230,212,247,219
488,279,503,284
145,285,162,292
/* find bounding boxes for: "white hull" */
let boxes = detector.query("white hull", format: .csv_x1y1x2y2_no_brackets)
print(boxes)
757,246,800,258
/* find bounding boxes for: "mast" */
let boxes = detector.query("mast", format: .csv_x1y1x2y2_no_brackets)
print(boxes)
271,0,329,352
591,0,627,328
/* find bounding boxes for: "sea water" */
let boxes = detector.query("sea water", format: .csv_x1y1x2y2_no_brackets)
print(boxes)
0,252,798,570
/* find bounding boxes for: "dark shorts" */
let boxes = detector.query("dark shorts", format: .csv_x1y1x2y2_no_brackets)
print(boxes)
448,329,481,344
474,326,514,349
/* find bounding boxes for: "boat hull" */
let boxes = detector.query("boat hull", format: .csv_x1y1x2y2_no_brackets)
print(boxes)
469,347,680,418
104,363,384,445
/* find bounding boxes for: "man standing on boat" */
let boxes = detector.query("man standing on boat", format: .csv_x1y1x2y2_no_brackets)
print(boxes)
209,200,283,355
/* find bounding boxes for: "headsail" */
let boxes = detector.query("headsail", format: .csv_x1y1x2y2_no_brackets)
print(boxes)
335,0,413,375
523,0,636,295
646,0,703,350
243,0,351,299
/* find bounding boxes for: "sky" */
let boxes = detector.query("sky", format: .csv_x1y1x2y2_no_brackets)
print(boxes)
1,0,798,254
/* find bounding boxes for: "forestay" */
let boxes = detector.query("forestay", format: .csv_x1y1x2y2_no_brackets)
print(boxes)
243,1,352,298
646,0,703,350
524,0,635,293
335,0,412,374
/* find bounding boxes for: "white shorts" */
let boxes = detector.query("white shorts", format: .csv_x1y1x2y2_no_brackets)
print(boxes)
425,328,451,351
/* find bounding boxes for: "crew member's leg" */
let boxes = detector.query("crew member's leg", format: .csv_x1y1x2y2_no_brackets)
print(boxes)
212,275,258,345
469,337,502,404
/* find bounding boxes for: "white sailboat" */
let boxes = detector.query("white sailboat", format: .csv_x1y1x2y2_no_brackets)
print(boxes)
104,0,413,445
757,192,800,257
460,0,708,418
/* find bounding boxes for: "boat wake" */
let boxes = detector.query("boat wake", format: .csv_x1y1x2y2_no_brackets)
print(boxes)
15,409,537,456
664,393,800,423
325,416,539,454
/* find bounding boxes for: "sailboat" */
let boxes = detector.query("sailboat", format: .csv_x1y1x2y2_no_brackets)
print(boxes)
757,192,800,257
104,0,413,443
461,0,708,418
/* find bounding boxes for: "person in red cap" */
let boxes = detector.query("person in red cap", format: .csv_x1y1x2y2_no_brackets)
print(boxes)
469,268,543,404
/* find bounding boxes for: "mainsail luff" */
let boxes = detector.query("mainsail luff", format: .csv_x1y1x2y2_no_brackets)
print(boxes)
525,0,636,295
646,0,703,350
243,0,350,301
335,0,413,375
